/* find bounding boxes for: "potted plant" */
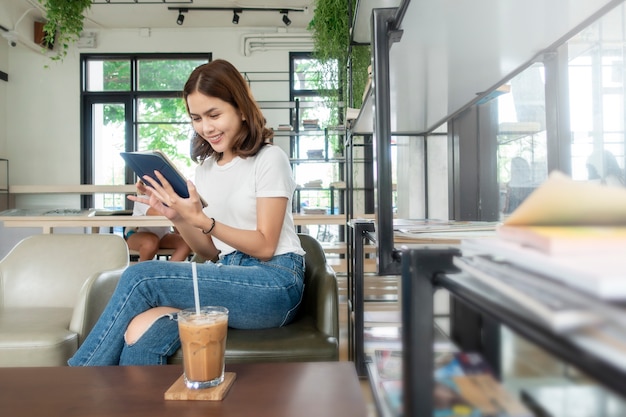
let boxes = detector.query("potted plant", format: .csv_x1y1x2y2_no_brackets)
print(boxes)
39,0,92,61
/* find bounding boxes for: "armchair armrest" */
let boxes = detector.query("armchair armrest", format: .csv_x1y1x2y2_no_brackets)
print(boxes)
311,261,339,339
70,268,125,346
298,234,339,341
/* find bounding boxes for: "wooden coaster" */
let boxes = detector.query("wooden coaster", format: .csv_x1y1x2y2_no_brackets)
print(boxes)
164,372,236,401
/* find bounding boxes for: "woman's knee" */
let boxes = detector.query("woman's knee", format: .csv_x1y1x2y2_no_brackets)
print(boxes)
124,306,180,345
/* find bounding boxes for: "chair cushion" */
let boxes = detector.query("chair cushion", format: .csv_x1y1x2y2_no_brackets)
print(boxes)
168,316,338,364
0,307,78,367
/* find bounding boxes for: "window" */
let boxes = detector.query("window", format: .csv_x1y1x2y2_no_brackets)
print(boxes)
289,53,345,241
567,6,626,187
81,53,210,209
289,53,343,211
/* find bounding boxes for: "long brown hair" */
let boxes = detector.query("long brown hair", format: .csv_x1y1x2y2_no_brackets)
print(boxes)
184,59,274,162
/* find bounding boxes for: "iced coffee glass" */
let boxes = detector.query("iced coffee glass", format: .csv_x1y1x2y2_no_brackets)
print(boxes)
177,306,229,389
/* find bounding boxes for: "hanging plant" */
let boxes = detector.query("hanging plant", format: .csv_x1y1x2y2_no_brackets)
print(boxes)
39,0,92,61
308,0,370,110
308,0,371,154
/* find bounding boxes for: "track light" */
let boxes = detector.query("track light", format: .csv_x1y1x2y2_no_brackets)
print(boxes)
232,9,240,25
168,7,305,27
176,9,187,26
281,11,291,26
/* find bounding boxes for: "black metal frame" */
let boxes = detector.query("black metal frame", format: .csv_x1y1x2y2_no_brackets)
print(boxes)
347,219,376,377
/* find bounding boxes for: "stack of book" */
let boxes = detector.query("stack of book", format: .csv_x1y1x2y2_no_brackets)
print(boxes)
458,171,626,332
306,149,324,159
303,179,323,188
302,119,320,130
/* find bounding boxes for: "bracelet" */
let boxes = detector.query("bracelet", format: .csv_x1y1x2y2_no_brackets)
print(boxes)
201,217,216,234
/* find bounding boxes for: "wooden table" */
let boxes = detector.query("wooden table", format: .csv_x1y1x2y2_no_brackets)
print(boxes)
0,212,348,234
0,362,366,417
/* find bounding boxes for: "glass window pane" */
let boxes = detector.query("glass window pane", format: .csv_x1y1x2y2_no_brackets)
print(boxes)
92,102,127,209
293,58,338,91
567,5,626,186
87,59,130,92
297,96,337,127
136,97,195,178
136,124,195,177
137,97,189,123
496,63,548,217
137,59,207,91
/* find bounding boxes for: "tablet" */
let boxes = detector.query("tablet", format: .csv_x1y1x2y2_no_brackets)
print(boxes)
120,150,207,207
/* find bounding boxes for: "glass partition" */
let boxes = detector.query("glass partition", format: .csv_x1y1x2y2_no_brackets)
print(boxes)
567,4,626,187
496,63,549,217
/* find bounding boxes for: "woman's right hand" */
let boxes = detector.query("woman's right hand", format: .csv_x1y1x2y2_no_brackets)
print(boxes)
134,171,206,227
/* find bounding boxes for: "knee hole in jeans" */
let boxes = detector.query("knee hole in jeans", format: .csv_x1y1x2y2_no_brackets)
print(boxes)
124,306,180,345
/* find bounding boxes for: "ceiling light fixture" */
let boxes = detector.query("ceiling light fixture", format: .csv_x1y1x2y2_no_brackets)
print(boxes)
176,9,187,25
168,7,305,27
281,10,291,26
232,9,241,25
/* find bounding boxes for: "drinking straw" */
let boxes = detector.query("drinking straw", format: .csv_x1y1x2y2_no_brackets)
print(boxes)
192,262,200,315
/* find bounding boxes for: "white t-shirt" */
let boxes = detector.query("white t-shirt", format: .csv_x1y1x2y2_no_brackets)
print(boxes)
194,145,305,257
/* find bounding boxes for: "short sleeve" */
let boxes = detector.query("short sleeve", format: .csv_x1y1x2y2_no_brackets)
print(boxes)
255,146,296,198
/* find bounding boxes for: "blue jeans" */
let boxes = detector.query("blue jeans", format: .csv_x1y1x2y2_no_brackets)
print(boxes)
68,251,305,366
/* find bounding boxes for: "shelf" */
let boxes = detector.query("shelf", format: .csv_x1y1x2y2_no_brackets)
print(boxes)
259,100,345,109
349,86,373,135
400,248,626,416
290,158,345,163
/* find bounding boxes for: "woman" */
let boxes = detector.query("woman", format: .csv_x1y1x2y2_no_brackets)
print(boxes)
69,59,305,366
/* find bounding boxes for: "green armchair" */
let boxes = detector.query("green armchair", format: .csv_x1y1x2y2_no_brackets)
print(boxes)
85,233,340,364
0,234,129,367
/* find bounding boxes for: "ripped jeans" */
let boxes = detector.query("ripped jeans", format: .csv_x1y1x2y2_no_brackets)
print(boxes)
68,251,305,366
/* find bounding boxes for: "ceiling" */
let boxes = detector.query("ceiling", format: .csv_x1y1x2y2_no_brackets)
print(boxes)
4,0,316,33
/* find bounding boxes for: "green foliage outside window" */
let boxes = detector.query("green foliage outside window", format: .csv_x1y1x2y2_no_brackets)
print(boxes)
99,58,205,170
